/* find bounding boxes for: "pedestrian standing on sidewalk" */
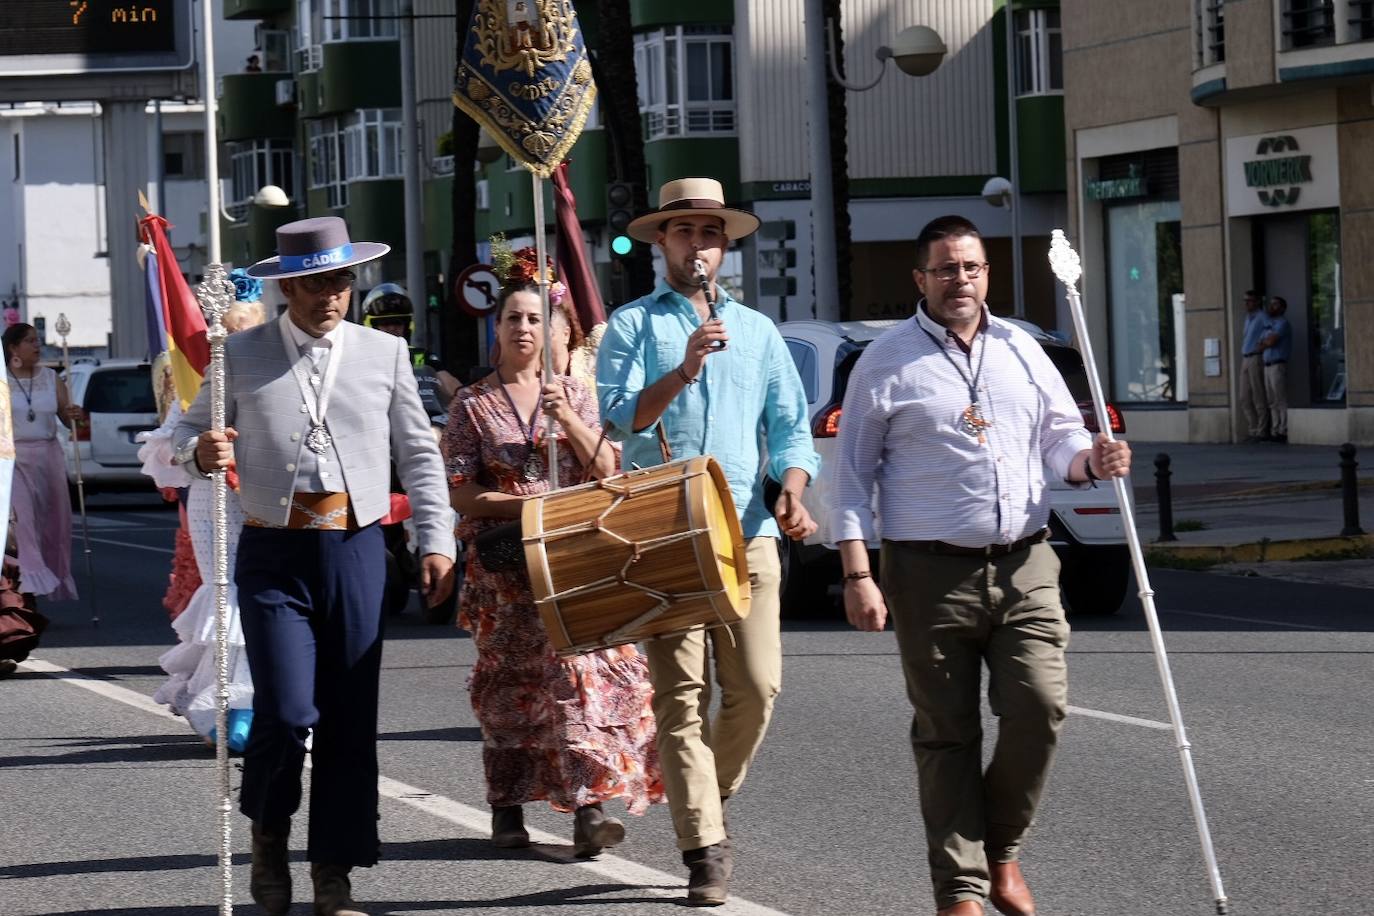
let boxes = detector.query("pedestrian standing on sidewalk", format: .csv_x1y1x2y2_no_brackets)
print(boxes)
830,214,1132,916
1237,290,1270,442
1260,296,1292,443
174,217,456,916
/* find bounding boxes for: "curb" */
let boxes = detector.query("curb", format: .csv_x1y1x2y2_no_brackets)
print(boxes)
1144,533,1374,567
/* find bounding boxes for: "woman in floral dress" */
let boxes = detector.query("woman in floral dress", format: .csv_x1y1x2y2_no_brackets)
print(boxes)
443,256,663,857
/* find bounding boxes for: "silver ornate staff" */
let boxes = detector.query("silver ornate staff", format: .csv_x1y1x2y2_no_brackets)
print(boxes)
55,314,99,627
194,265,235,916
1049,230,1229,915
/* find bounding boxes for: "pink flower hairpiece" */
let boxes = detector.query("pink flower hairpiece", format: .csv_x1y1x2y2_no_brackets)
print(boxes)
549,281,567,306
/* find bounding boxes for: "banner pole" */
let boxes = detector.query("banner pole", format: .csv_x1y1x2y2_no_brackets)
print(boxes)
531,171,558,489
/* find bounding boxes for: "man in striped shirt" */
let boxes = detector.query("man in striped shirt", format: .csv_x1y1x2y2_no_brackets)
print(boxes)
830,215,1131,916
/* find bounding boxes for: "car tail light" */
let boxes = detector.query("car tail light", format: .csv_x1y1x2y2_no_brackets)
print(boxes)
813,404,842,438
73,409,91,442
1079,401,1125,435
1072,507,1120,515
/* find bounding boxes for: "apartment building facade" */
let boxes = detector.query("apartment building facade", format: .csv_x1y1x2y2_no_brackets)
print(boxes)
1062,0,1374,444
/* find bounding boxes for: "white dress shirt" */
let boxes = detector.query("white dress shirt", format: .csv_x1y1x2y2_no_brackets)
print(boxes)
281,314,345,492
830,304,1092,548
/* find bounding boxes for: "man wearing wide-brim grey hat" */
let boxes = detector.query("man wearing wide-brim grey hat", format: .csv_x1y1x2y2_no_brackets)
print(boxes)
596,178,821,906
174,215,456,916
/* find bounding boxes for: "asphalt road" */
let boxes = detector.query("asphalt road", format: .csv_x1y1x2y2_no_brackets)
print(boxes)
3,490,1370,915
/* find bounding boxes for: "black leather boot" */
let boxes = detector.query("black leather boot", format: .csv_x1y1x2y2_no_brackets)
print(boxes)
249,821,291,916
311,862,367,916
573,802,626,858
491,804,530,848
683,842,732,906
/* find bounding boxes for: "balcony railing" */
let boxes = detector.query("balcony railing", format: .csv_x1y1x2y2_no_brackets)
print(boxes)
1283,1,1336,49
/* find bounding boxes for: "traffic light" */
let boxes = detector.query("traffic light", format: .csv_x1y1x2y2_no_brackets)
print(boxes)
606,181,638,259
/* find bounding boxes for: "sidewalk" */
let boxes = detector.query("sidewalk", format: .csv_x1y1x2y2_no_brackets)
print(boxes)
1126,441,1374,585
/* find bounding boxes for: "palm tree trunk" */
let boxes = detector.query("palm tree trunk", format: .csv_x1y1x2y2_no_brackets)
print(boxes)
824,0,854,319
446,0,481,377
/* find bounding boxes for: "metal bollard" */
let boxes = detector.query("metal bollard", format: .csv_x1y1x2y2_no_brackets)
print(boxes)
1339,442,1363,536
1155,452,1177,542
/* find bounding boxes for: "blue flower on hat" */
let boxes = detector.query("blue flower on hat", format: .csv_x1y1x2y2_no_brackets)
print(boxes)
230,268,263,303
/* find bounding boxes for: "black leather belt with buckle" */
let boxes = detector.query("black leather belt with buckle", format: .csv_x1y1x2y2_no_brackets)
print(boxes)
903,528,1049,558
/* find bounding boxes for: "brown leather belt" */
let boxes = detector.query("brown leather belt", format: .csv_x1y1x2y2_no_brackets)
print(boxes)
245,492,356,531
899,528,1049,558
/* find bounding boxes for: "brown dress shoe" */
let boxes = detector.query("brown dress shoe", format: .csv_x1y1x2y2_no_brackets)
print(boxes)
491,805,530,849
989,861,1036,916
249,821,291,916
936,902,985,915
683,842,732,906
573,803,626,858
311,863,367,916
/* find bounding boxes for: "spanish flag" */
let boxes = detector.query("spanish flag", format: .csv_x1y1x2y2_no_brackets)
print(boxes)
139,215,208,411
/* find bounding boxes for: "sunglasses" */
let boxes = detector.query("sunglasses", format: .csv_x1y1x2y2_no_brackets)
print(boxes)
295,270,357,294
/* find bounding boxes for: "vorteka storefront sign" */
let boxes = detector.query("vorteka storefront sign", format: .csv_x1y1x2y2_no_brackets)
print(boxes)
1226,124,1338,217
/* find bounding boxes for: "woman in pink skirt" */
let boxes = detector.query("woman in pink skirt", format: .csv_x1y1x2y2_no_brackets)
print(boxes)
4,323,79,602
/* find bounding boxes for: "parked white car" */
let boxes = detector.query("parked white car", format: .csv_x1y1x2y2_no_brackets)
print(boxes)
59,359,160,492
779,318,1132,616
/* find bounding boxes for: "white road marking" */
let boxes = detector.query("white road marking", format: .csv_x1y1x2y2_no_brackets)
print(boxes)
83,536,175,555
1159,608,1329,631
17,657,794,916
1067,705,1171,731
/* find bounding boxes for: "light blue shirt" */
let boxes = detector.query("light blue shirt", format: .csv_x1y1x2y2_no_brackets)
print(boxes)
1263,315,1292,364
597,281,821,538
1241,310,1267,357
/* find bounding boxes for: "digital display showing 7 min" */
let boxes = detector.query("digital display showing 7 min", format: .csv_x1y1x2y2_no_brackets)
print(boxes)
0,0,177,58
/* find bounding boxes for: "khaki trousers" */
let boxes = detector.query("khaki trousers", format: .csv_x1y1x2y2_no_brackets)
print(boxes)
882,540,1069,910
644,536,783,852
1239,354,1269,437
1265,362,1288,436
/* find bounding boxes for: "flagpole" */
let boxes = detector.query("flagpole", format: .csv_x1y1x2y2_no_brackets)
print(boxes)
55,314,99,628
532,172,558,489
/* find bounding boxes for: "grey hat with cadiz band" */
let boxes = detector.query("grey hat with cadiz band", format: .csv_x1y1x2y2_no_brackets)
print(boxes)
245,216,391,280
626,177,761,244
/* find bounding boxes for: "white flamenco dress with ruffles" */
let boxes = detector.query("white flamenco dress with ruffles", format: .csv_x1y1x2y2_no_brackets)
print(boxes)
138,404,254,749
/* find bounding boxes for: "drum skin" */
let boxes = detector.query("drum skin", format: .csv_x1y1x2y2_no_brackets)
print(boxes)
522,456,751,656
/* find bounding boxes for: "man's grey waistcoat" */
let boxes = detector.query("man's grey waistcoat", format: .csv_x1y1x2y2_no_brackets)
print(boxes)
175,318,456,560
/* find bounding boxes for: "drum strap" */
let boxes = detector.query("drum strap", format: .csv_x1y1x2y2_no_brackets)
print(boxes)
656,422,673,463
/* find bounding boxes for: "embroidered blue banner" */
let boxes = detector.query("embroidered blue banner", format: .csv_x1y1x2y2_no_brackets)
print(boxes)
452,0,597,178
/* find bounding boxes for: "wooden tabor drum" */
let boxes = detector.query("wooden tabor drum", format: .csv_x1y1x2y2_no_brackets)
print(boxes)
522,455,751,656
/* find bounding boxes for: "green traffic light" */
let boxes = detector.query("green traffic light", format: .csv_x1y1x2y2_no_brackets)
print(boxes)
612,235,633,256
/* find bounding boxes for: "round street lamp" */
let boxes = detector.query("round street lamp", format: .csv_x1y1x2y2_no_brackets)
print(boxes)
827,21,947,92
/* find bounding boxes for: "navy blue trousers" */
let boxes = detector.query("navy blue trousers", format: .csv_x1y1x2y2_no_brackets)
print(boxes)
236,523,385,867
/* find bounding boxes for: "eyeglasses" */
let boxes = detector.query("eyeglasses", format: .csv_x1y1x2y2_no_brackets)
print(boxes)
918,261,988,282
296,270,357,294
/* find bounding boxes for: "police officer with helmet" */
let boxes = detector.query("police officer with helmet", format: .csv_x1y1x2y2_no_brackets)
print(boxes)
360,283,458,419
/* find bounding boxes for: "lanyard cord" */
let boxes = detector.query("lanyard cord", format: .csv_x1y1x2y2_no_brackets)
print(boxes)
496,370,541,446
920,326,985,403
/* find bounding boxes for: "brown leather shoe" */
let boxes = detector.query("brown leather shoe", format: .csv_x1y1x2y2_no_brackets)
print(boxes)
573,803,625,858
989,861,1036,916
936,902,985,915
491,805,530,849
683,842,732,906
249,821,291,916
311,863,367,916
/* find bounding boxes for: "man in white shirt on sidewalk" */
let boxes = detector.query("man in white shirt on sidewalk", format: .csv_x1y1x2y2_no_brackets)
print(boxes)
830,215,1131,916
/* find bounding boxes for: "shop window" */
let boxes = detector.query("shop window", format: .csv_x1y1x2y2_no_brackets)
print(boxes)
1283,0,1336,49
1308,212,1344,401
1106,200,1184,404
1193,1,1225,67
634,27,736,140
227,140,296,219
1013,9,1062,96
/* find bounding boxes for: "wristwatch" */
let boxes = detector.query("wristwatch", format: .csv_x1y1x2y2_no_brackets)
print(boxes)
174,435,211,479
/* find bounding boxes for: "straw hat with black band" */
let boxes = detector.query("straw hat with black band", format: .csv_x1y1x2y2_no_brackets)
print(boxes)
626,177,760,244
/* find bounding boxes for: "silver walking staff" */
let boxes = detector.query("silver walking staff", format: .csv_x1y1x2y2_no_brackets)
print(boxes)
194,266,235,916
54,314,99,627
1048,231,1229,915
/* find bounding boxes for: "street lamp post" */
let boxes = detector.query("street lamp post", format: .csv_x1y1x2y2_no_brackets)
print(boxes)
804,13,946,320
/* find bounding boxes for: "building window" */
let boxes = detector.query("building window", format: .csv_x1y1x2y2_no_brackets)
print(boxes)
163,131,206,180
307,119,348,208
1013,8,1062,96
1106,199,1184,404
1283,0,1336,49
227,140,296,218
342,109,403,181
634,27,736,140
1348,0,1374,40
1194,0,1225,67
